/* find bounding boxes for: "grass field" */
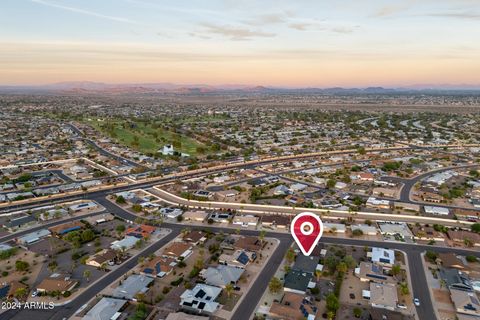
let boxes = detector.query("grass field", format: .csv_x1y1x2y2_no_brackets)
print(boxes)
86,119,209,156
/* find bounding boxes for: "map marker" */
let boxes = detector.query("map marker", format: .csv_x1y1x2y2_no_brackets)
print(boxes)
290,212,323,256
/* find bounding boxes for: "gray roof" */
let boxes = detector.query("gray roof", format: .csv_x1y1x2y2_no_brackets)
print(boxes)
440,268,473,292
112,274,154,300
292,255,319,274
83,297,127,320
284,270,312,293
17,229,51,244
203,265,244,287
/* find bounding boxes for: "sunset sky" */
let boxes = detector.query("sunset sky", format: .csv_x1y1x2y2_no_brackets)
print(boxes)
1,0,480,87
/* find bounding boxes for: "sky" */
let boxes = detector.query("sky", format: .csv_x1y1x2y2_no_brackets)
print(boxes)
1,0,480,87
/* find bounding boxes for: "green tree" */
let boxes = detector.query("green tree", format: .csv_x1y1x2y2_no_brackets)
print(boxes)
326,293,339,313
471,223,480,233
353,307,362,318
15,260,29,272
268,277,283,294
225,283,234,298
83,269,91,282
392,264,401,276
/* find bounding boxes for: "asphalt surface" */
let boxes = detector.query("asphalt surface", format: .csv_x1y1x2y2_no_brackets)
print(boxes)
5,196,480,320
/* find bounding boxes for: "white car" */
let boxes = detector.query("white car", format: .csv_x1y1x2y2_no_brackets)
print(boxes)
414,298,420,306
31,290,37,297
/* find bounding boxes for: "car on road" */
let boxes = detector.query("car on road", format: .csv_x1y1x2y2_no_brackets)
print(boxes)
31,290,37,297
414,298,420,306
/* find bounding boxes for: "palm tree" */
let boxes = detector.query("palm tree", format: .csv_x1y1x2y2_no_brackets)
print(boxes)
258,230,266,246
83,269,91,282
224,283,234,298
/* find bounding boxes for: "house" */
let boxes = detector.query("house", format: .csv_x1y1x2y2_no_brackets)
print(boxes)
437,253,466,270
193,190,214,199
261,215,290,229
84,213,114,225
160,207,183,219
16,229,51,245
232,215,259,227
48,221,84,236
284,270,315,294
3,215,36,231
83,297,128,320
366,197,391,210
351,224,378,236
110,236,139,251
126,224,156,238
68,201,97,212
355,262,394,284
209,211,233,223
163,242,193,260
273,185,291,196
201,265,244,288
424,206,450,216
450,289,480,317
112,274,154,300
370,247,395,265
323,222,346,234
378,222,414,241
234,236,263,252
359,172,375,182
141,256,176,278
218,250,256,268
268,292,318,320
420,192,443,203
292,255,320,275
180,284,221,315
161,144,174,156
182,231,207,245
216,189,239,199
369,283,398,311
290,183,307,192
183,210,209,222
439,268,473,292
36,277,78,294
86,249,117,268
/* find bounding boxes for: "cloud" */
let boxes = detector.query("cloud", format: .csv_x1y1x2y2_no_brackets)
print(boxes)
372,1,417,17
31,0,140,25
197,23,276,40
427,11,480,20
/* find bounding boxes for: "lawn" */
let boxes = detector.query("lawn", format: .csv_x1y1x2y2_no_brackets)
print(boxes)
86,119,209,156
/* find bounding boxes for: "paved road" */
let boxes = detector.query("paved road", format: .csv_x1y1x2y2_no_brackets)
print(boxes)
66,123,142,168
5,196,480,320
0,211,106,244
398,164,480,202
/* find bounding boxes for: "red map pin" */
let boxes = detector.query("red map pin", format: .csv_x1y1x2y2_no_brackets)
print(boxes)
291,212,323,256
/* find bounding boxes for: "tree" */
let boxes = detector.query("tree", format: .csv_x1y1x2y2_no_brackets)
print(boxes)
352,229,363,237
15,260,29,272
400,282,409,295
343,255,356,269
471,223,480,233
268,277,283,294
285,248,295,264
336,262,347,273
14,287,27,298
391,264,401,276
83,269,91,282
115,195,126,204
466,255,478,263
225,283,234,298
326,293,339,312
258,230,266,246
116,224,126,235
81,229,95,242
326,179,336,189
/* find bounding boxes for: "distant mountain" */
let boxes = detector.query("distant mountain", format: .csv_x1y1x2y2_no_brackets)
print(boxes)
1,82,479,94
